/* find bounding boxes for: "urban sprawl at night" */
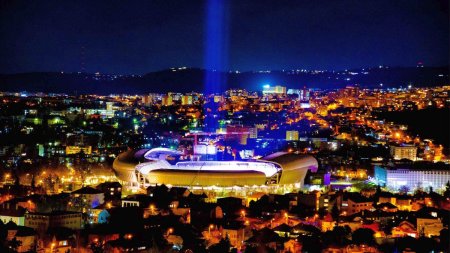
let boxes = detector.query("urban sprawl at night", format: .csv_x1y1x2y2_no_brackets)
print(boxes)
0,84,449,253
0,0,449,252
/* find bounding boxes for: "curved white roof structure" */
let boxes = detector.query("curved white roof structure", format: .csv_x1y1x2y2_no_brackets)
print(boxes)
136,160,280,177
143,147,183,160
113,147,318,188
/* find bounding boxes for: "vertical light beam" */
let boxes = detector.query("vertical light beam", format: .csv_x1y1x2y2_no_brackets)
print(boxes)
203,0,229,131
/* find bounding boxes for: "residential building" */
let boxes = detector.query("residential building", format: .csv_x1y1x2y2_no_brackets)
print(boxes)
24,211,82,235
390,145,417,161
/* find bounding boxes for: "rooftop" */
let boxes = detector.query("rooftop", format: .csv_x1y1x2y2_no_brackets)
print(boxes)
72,186,103,195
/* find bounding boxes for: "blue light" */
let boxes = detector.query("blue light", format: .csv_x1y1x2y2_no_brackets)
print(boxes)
204,0,229,94
263,84,271,89
203,0,230,131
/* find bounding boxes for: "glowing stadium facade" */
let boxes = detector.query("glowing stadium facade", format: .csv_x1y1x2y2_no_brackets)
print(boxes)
113,148,318,191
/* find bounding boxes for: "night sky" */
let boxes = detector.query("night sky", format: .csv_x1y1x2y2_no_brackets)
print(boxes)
0,0,448,74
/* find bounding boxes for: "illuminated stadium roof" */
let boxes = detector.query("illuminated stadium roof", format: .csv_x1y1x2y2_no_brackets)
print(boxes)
143,147,182,160
136,160,280,177
113,148,318,188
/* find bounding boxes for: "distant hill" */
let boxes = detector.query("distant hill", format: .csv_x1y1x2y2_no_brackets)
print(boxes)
0,66,448,94
375,108,450,152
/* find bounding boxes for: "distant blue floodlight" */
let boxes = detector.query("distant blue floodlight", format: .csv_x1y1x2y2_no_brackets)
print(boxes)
263,84,271,89
203,0,230,131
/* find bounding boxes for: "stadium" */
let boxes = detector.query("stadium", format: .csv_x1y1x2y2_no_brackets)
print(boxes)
113,147,319,192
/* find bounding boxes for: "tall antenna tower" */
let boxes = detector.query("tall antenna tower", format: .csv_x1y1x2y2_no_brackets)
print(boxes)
80,46,86,73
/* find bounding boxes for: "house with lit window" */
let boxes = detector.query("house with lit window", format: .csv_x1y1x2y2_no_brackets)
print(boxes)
71,186,105,209
38,227,75,253
345,195,374,215
5,222,37,253
96,181,122,202
416,218,444,237
222,222,248,249
391,221,417,238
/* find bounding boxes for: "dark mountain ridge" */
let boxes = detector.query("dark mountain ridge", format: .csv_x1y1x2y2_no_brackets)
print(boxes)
0,66,448,95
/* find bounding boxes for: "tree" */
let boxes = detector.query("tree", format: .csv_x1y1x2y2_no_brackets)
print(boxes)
209,236,231,253
376,184,381,194
322,231,335,247
90,240,104,253
13,173,20,187
332,226,351,246
301,235,322,253
318,207,327,218
352,228,375,245
8,237,22,251
31,175,36,189
438,228,449,252
398,185,410,195
416,236,438,253
331,202,340,224
0,220,6,245
444,181,450,198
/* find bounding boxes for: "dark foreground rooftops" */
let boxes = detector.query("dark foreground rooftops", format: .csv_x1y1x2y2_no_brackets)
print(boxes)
72,186,103,194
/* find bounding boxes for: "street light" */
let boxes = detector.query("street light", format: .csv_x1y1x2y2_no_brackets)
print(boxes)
3,173,10,185
209,224,214,238
27,200,33,210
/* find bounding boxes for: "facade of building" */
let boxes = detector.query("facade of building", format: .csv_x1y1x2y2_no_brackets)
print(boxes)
162,95,173,106
374,165,450,192
286,130,299,141
24,211,82,235
345,197,373,215
391,221,418,238
71,187,105,208
142,94,157,106
416,218,444,237
65,145,92,155
181,95,193,105
6,226,36,253
222,224,246,249
390,145,417,161
262,85,286,95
